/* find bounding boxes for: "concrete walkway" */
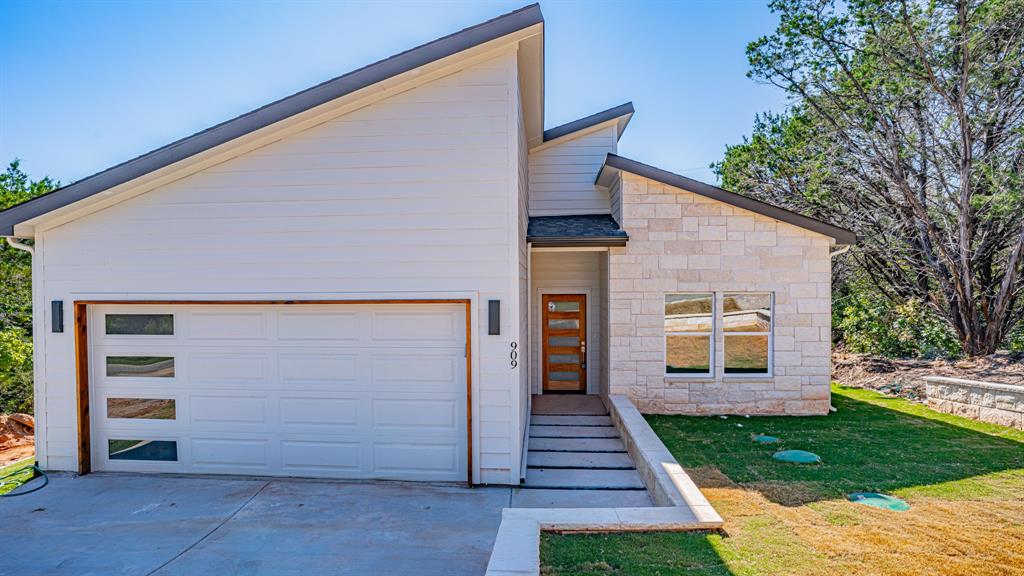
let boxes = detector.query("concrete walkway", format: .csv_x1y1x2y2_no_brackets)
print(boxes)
0,474,508,576
512,395,653,508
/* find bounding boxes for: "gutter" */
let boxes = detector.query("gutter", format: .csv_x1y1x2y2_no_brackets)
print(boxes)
5,237,34,255
829,244,851,258
526,236,628,248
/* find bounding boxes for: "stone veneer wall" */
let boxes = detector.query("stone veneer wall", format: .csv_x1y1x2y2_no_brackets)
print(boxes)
924,376,1024,430
608,173,834,415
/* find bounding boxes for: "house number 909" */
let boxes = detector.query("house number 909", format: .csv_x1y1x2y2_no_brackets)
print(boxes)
510,341,518,369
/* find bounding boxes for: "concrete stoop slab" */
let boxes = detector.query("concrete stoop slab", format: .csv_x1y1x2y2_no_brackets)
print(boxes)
529,425,619,438
511,488,653,509
526,450,634,469
523,468,645,490
530,395,607,416
528,437,626,452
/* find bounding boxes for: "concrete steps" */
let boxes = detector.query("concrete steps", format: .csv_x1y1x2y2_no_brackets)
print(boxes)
527,451,634,470
529,415,613,427
528,437,627,453
523,469,646,490
529,425,620,438
518,395,652,507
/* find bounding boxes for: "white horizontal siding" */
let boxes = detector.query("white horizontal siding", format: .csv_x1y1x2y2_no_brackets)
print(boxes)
609,172,623,226
528,125,617,216
36,53,522,484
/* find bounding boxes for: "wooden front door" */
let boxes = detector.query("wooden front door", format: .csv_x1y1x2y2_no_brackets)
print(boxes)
542,294,587,394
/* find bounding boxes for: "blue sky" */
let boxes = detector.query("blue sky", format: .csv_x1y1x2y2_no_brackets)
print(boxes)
1,1,788,185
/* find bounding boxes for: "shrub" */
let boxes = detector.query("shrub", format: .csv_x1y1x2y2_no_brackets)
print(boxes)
836,294,961,359
0,330,32,413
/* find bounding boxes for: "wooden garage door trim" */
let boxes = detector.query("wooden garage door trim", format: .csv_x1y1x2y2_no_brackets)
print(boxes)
74,299,473,484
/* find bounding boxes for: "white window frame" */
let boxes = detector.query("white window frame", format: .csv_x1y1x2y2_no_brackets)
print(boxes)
664,292,715,379
722,292,774,379
663,292,775,379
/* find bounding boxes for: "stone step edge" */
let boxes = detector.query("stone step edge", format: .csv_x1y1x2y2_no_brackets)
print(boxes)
517,485,648,491
529,435,622,440
528,449,627,454
530,413,610,417
526,465,636,471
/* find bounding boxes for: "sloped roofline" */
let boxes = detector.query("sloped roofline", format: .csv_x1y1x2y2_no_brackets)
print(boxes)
597,154,857,244
0,4,544,236
541,102,634,143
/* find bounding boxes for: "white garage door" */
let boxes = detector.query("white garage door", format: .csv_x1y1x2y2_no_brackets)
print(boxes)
89,303,468,481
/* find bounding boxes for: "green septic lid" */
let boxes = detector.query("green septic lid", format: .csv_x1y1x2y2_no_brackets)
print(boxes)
752,434,780,444
848,492,910,511
773,449,821,464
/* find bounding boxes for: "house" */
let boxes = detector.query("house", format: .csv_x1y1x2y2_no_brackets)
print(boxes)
0,4,855,486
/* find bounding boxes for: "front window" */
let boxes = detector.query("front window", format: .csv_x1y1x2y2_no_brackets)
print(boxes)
664,293,713,375
723,293,772,375
665,292,773,377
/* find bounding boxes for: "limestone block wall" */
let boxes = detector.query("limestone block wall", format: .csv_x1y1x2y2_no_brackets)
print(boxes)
925,377,1024,430
608,174,834,415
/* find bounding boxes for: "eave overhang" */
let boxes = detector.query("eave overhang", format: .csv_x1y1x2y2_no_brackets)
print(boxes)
596,154,857,245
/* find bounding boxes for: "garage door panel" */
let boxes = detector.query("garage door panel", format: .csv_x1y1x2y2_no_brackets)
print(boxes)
187,311,267,340
190,395,267,426
281,440,362,473
191,437,270,469
279,353,359,384
279,397,361,429
371,310,461,342
371,354,462,390
373,442,459,476
189,354,267,383
90,303,467,482
278,311,360,341
372,398,458,431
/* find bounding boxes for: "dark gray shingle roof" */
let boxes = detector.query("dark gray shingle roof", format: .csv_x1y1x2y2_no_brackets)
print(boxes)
527,214,628,247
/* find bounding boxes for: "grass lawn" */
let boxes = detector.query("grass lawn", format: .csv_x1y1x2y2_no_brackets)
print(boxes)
0,457,35,496
541,385,1024,576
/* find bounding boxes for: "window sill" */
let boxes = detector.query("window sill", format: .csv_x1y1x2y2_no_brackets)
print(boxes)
722,374,774,380
664,374,715,381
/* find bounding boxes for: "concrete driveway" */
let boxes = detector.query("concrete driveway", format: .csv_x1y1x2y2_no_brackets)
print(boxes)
0,473,510,576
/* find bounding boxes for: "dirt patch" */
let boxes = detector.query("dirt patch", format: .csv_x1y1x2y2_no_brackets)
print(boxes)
0,413,35,468
832,350,1024,403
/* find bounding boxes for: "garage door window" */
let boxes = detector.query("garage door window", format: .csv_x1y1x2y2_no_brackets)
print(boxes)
107,398,176,420
105,314,174,335
106,356,175,378
108,439,178,461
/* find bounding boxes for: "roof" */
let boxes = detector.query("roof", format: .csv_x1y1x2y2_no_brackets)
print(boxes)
596,154,857,244
542,102,634,143
0,4,545,237
527,214,628,247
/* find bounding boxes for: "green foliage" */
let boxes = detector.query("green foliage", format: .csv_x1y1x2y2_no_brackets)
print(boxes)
717,0,1024,357
837,293,961,359
0,330,33,413
0,160,57,413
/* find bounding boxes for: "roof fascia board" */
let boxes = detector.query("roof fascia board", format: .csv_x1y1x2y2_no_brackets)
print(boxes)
600,154,857,244
529,118,621,154
536,102,634,148
4,4,544,237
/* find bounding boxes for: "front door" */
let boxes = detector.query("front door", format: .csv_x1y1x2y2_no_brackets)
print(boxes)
542,294,587,394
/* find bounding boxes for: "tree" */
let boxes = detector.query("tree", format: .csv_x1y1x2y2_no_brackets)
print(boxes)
0,160,58,412
717,0,1024,356
1,161,57,334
